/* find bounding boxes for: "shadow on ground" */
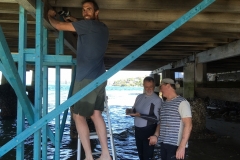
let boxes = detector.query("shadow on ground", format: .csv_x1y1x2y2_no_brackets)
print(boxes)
187,117,240,160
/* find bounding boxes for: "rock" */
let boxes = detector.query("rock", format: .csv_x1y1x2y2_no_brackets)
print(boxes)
189,98,206,133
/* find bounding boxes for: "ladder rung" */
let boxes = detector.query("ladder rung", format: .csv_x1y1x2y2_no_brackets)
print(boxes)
91,149,113,156
88,131,112,139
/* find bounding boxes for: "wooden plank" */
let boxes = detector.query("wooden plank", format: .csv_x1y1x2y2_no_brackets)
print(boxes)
0,0,16,2
195,88,240,102
102,20,240,33
68,9,240,24
196,40,240,63
49,0,240,13
0,13,35,21
0,3,19,13
11,54,73,63
152,55,195,73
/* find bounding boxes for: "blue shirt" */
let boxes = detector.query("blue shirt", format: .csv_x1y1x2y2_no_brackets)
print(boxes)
133,93,162,127
72,20,109,81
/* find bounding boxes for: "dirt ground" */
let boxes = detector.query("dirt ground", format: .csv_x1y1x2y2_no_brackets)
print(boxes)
187,117,240,160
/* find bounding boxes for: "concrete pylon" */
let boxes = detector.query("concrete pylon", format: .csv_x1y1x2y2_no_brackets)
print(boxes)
183,62,194,99
195,63,207,87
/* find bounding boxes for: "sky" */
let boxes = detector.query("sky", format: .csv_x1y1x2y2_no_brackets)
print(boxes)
47,68,151,84
107,70,152,80
0,69,152,85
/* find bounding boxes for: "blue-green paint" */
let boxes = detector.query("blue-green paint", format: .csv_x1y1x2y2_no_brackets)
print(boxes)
60,66,76,141
24,48,35,54
54,36,61,159
34,0,43,159
17,5,27,160
42,27,48,160
11,54,74,64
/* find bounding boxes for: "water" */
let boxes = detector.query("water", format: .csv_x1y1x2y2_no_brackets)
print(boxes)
1,85,158,160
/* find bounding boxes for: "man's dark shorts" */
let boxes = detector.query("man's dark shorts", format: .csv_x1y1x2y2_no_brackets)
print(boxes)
160,143,187,160
72,79,107,117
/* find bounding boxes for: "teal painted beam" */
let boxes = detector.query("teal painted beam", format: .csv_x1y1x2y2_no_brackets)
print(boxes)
34,0,43,159
11,54,74,65
0,26,35,126
43,62,76,66
54,36,62,159
0,25,55,151
0,0,215,156
0,27,56,153
55,65,61,159
60,66,76,142
17,5,27,160
24,48,35,54
42,27,49,160
58,31,64,55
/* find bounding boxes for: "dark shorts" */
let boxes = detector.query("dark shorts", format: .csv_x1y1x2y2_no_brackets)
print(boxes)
72,79,107,117
160,143,187,160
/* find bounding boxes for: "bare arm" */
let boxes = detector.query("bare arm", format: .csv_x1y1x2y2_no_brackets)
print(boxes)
48,9,76,32
148,124,160,145
176,117,192,159
64,16,78,22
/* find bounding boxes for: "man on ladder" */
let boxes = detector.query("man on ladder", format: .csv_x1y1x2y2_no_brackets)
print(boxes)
48,0,112,160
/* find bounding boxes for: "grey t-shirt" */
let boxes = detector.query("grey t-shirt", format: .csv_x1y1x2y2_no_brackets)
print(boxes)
133,93,162,128
72,20,109,81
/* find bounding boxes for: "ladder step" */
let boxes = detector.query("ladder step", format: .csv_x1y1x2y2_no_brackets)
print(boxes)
89,131,112,139
91,149,114,156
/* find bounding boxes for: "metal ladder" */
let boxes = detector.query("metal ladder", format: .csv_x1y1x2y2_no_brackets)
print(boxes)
77,96,116,160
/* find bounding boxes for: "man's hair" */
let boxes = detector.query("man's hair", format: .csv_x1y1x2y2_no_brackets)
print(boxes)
143,76,154,83
82,0,99,11
170,84,176,90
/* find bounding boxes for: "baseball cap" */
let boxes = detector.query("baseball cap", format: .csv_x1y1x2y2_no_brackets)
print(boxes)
160,78,175,85
160,78,180,88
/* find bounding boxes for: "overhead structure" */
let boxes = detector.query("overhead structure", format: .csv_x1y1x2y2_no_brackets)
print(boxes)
1,0,240,72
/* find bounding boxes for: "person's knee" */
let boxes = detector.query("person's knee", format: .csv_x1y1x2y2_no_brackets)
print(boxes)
90,110,102,120
73,113,85,121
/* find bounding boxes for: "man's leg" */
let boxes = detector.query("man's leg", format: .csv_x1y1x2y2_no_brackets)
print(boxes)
141,124,156,160
91,110,112,160
142,138,155,160
135,127,144,160
161,143,178,160
73,113,94,160
160,143,168,160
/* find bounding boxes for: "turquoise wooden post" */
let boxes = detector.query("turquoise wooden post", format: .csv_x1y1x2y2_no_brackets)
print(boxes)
34,0,43,159
0,0,215,157
17,5,27,160
54,31,64,159
0,25,56,155
42,27,49,160
60,66,76,142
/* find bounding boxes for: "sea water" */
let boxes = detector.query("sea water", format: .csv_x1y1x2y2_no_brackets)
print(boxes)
0,84,162,160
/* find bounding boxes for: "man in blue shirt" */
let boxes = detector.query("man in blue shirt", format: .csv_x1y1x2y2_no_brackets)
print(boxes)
48,1,111,160
129,76,162,160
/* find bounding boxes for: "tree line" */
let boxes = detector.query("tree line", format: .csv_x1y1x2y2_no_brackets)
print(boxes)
112,77,144,87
